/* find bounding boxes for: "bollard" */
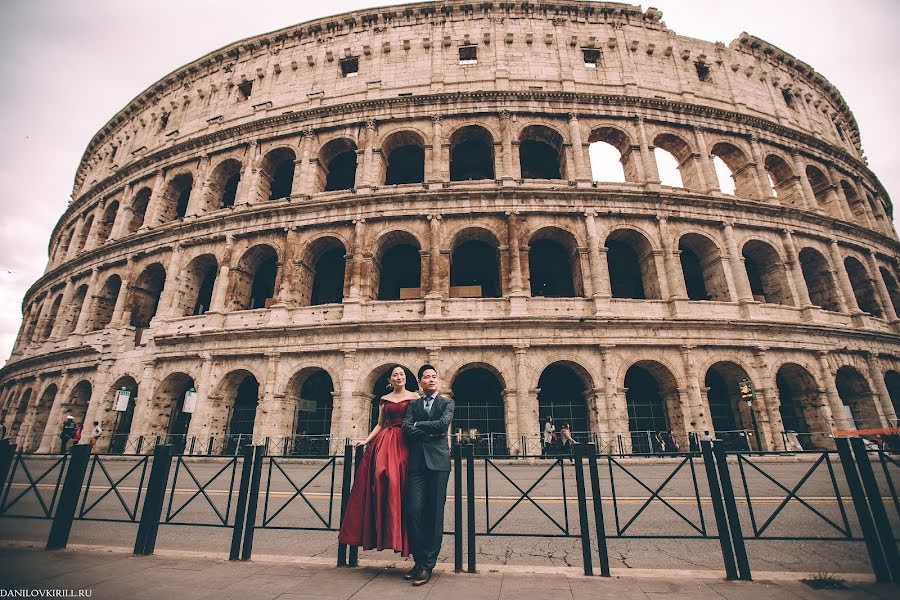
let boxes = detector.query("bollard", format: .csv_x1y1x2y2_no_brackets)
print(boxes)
133,444,174,555
587,444,610,577
572,444,593,576
240,444,266,561
349,445,364,567
229,444,255,561
465,444,476,573
337,444,353,567
700,441,738,580
46,444,92,550
712,443,751,580
454,443,463,572
849,437,900,582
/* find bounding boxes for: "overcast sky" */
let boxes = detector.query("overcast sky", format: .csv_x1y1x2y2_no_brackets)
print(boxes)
0,0,897,364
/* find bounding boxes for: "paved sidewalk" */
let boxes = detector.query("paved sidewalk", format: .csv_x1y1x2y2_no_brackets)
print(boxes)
0,542,896,600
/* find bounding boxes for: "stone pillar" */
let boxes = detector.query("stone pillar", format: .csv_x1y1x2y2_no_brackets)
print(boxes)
298,129,317,195
868,354,898,425
680,345,710,434
110,271,132,327
600,345,626,446
513,345,533,445
583,212,610,313
80,360,114,449
184,155,210,217
74,269,99,334
868,250,899,323
791,151,818,211
830,241,862,314
567,113,588,182
185,354,214,451
854,179,877,229
142,169,167,228
157,244,184,318
814,351,846,431
362,118,378,187
782,230,812,307
109,184,134,240
749,348,782,451
208,235,235,313
255,353,287,445
635,116,660,185
82,206,103,251
748,135,776,200
722,222,754,304
238,141,260,206
499,111,514,180
49,279,75,339
425,215,443,318
37,372,71,453
64,214,86,261
339,350,359,442
343,220,365,321
428,116,444,183
691,126,718,194
658,217,686,300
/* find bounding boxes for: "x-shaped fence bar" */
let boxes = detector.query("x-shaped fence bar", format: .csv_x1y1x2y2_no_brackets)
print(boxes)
482,457,570,536
78,455,149,522
261,457,337,530
876,450,900,525
164,455,239,526
0,453,67,518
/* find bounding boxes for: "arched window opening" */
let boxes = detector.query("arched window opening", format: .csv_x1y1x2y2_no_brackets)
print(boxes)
318,138,358,192
798,248,841,312
654,133,696,189
764,155,803,207
742,240,793,305
27,385,57,451
529,239,576,297
155,373,194,453
844,256,882,316
290,369,334,456
624,363,676,454
207,159,242,210
96,201,119,244
383,131,426,185
229,245,279,311
109,377,138,454
376,242,421,300
9,389,32,440
66,381,92,431
225,374,259,455
710,142,756,198
181,254,218,317
89,275,121,331
705,362,755,450
370,365,419,429
160,173,194,222
841,181,868,224
776,364,828,449
537,363,590,440
57,229,75,263
60,284,88,336
836,366,879,429
39,295,63,341
127,187,151,233
262,148,296,200
606,230,660,300
680,246,708,300
588,127,633,182
129,263,166,328
678,234,729,302
250,256,278,309
806,165,833,212
712,156,736,195
451,366,506,455
879,267,900,316
75,216,94,253
450,236,501,298
310,248,346,305
450,126,495,181
654,148,682,188
518,125,564,180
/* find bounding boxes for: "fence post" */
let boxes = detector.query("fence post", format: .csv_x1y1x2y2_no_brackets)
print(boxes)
133,444,174,556
240,444,266,561
587,444,610,576
46,444,91,550
572,444,593,576
337,444,353,567
348,446,364,567
849,438,900,582
454,443,463,572
700,441,738,580
229,444,255,561
0,440,15,494
712,443,751,580
465,443,476,573
835,437,890,582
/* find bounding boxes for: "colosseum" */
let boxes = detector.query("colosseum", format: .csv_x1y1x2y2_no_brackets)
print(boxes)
1,0,898,457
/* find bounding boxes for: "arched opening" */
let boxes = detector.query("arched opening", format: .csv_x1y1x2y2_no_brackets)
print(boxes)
678,233,730,302
287,368,334,456
588,127,634,183
22,303,41,345
606,229,660,300
181,254,218,316
776,364,828,449
95,201,119,244
742,240,793,305
9,389,32,440
129,263,166,328
710,142,755,197
382,131,425,185
537,363,590,441
109,376,138,454
27,385,57,451
654,133,697,190
764,155,803,207
261,147,296,200
624,362,678,454
57,229,75,263
451,366,506,455
159,173,194,222
450,125,495,181
207,158,242,210
844,256,881,316
60,284,88,336
89,274,121,331
705,362,755,450
154,373,195,453
374,233,421,301
301,238,347,306
318,138,357,192
39,295,63,341
127,187,152,233
879,267,900,317
229,245,279,311
75,215,94,254
518,125,564,180
224,372,260,455
841,181,868,225
884,371,900,423
806,165,834,214
369,365,419,429
528,228,580,298
450,230,501,298
66,381,92,432
799,248,841,312
835,366,879,429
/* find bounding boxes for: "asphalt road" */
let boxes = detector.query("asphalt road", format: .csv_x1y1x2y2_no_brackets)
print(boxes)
1,453,897,575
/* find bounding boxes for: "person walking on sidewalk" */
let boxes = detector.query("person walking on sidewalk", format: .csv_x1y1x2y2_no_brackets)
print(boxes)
59,416,76,453
89,421,102,450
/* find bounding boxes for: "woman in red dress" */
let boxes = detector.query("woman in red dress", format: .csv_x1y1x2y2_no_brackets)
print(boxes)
338,366,419,555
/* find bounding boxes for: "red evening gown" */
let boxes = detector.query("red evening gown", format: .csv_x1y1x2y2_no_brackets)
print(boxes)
337,398,410,555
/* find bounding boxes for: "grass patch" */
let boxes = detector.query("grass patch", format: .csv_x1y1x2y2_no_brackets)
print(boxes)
801,573,848,590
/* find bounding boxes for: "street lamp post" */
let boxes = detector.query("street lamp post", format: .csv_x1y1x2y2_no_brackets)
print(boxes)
739,378,762,451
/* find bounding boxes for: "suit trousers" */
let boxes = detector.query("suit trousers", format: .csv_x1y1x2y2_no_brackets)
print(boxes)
406,466,450,570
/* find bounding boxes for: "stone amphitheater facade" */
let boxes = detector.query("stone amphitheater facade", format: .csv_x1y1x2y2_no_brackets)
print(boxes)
2,0,899,456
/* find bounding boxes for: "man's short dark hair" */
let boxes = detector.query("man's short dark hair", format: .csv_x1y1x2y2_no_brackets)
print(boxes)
418,364,437,379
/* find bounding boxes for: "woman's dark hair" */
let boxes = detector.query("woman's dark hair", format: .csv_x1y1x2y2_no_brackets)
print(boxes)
561,422,570,430
545,415,553,423
386,365,405,390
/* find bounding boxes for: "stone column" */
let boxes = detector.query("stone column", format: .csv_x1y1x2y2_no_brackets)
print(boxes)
782,230,812,307
37,371,71,453
816,351,847,431
339,350,359,443
513,345,532,445
255,353,287,445
830,241,862,314
748,135,776,200
499,111,514,180
854,179,877,229
109,184,134,240
184,155,210,217
722,222,754,303
238,141,260,206
157,244,184,318
50,279,75,339
868,250,899,323
82,206,103,252
691,126,718,194
828,164,855,221
425,215,443,318
298,129,317,195
658,217,686,300
343,220,365,321
428,116,444,183
635,116,660,185
110,271,132,327
567,113,588,182
583,212,610,313
791,151,818,211
74,269,99,334
64,214,86,261
361,118,378,187
507,212,524,294
680,345,710,433
142,169,167,228
185,354,214,452
750,348,782,451
868,354,898,425
209,235,235,313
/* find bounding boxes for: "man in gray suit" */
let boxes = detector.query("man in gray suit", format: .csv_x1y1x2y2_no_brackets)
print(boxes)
401,364,454,586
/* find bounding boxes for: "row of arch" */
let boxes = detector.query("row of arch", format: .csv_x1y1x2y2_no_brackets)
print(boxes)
20,222,900,351
53,117,892,267
4,355,899,454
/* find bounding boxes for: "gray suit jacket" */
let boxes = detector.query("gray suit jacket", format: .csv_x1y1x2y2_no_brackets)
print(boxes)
402,393,454,472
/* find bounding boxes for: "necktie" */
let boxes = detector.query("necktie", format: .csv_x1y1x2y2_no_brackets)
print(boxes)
424,396,433,414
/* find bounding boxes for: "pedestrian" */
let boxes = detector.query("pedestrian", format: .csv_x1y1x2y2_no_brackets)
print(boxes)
542,415,555,457
664,430,679,453
559,422,576,463
89,421,102,450
700,430,714,446
651,431,664,455
72,423,83,450
59,416,76,453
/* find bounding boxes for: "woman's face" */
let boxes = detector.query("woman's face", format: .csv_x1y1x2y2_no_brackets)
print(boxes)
390,367,406,388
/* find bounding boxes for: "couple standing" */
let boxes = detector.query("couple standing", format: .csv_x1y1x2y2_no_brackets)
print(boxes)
338,364,454,586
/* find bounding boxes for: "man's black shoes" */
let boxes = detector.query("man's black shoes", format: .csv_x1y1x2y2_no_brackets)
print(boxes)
403,565,423,580
411,569,432,586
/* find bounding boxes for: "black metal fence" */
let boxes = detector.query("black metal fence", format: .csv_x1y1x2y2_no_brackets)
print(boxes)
0,437,898,582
